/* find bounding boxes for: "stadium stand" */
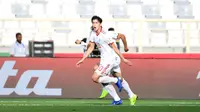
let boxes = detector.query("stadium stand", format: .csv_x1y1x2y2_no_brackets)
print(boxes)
0,0,200,55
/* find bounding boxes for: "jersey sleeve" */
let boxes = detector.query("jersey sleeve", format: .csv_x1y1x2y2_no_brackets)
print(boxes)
105,36,115,45
108,31,118,40
112,32,119,40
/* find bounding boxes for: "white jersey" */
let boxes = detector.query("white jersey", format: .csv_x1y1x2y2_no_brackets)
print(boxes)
89,29,119,62
108,31,118,40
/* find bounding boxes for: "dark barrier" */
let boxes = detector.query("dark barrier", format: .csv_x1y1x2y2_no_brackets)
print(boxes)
0,58,200,99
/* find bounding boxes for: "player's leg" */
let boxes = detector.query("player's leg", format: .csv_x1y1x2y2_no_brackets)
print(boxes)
92,63,122,92
93,64,109,99
102,83,122,105
99,87,109,99
112,66,138,105
92,62,122,104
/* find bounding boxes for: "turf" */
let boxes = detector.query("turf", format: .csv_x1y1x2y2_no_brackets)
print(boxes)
0,99,200,112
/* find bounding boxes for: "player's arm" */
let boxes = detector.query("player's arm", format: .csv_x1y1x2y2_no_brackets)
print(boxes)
117,33,129,52
76,42,95,67
110,42,132,66
110,43,125,60
82,42,95,60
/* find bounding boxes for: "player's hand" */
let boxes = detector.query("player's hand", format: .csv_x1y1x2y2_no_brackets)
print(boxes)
123,59,132,66
124,47,129,52
76,59,84,67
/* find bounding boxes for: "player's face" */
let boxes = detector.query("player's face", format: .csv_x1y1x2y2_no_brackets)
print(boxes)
92,19,102,32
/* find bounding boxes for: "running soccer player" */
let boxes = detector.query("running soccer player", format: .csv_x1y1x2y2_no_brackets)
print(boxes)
99,27,129,99
94,28,137,105
76,16,132,105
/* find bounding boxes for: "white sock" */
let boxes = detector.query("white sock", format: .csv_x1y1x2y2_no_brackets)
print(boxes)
122,79,134,98
98,76,118,83
104,84,121,101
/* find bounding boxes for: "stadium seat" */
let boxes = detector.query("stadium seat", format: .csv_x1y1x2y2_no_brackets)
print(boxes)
4,21,19,29
126,0,142,4
110,0,126,5
141,0,159,5
160,1,176,19
173,0,190,4
148,22,166,30
22,29,37,45
34,32,51,41
190,0,200,19
181,22,197,30
77,2,95,18
127,4,144,19
150,32,167,46
109,5,129,18
46,1,62,18
166,22,181,30
31,0,48,4
0,1,15,18
50,33,68,46
142,5,161,18
51,21,71,33
78,0,94,4
95,0,112,19
62,1,80,18
20,21,36,29
174,3,194,19
29,4,46,18
11,3,31,18
184,30,200,46
167,30,184,46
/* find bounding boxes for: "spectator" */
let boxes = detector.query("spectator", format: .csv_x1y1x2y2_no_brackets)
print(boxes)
10,33,27,57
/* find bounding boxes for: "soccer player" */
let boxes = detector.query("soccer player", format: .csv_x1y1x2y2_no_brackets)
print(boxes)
107,27,129,52
99,27,129,99
76,15,132,105
94,28,137,105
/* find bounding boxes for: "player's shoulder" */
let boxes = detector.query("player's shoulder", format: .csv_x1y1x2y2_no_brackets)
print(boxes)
108,31,118,36
90,30,96,36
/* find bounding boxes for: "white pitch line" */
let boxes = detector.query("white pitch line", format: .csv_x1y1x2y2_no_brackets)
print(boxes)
0,103,200,107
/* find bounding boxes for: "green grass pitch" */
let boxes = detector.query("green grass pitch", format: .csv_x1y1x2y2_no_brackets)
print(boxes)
0,99,200,112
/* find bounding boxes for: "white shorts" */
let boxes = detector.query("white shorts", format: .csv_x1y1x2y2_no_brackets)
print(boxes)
95,57,121,76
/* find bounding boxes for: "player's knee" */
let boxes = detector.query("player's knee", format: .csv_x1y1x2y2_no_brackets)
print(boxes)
93,64,99,71
92,74,99,83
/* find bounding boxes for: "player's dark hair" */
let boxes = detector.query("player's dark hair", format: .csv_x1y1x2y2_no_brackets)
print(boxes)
108,27,115,31
91,16,103,23
16,33,22,37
